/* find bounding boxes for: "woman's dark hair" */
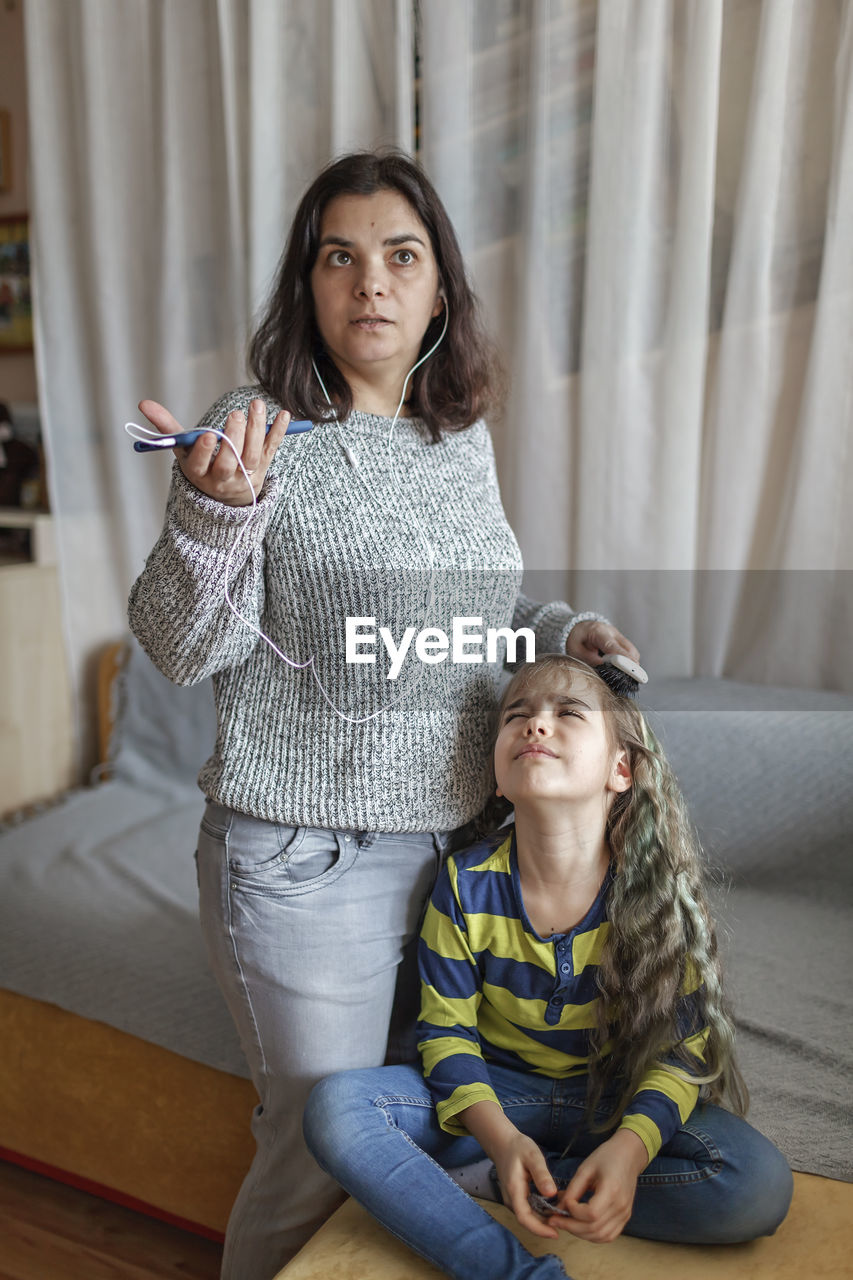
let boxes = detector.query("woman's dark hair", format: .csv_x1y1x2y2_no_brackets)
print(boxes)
248,150,503,441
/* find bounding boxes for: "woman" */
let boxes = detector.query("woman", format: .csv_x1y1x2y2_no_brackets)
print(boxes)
129,150,640,1280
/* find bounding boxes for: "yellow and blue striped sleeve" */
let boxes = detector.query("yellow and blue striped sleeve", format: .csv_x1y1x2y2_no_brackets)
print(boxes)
619,979,710,1161
417,858,499,1134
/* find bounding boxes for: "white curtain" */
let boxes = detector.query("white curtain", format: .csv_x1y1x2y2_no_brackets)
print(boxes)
25,0,853,778
420,0,852,688
25,0,413,775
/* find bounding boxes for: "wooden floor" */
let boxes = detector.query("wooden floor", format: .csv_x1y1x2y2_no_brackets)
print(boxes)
0,1160,224,1280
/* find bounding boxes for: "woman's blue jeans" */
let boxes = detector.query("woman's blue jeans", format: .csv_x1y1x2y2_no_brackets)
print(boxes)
195,801,461,1280
304,1062,793,1280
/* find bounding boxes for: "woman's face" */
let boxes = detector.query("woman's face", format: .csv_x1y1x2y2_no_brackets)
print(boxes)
310,188,444,395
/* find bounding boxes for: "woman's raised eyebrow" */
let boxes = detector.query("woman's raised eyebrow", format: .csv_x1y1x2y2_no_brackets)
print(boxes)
317,233,426,250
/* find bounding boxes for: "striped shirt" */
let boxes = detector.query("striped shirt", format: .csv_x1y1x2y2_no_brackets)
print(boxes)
417,830,708,1161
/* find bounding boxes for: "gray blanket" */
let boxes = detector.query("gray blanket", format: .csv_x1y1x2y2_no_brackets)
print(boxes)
1,642,850,1180
645,685,853,1181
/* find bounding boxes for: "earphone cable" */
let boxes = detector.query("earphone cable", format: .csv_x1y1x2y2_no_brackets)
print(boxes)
125,302,450,724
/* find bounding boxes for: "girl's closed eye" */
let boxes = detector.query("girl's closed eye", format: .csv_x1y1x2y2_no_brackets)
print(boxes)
502,706,583,723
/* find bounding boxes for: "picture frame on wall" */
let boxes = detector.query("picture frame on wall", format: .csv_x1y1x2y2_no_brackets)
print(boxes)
0,214,32,353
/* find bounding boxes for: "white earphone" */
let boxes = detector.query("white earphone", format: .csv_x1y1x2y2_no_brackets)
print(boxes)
312,293,449,471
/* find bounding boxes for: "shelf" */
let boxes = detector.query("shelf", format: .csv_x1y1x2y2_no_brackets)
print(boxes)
0,508,55,566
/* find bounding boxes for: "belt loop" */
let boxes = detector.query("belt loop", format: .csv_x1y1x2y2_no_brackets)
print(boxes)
432,828,454,862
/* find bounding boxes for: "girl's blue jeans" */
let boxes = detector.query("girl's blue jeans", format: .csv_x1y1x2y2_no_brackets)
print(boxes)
304,1062,793,1280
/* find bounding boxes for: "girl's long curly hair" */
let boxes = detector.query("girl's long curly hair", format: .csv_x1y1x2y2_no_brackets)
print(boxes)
491,653,748,1128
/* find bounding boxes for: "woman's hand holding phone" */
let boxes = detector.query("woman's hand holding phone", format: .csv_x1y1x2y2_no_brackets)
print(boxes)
138,397,292,506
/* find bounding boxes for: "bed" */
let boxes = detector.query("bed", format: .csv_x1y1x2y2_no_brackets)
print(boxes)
0,638,255,1235
0,638,851,1242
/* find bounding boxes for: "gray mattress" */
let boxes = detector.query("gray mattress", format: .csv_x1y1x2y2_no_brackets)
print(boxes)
1,641,851,1180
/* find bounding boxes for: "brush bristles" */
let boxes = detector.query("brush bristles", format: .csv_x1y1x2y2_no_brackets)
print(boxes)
596,660,640,698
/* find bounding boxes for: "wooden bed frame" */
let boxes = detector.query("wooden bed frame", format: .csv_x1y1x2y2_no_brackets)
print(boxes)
0,987,256,1238
0,642,257,1238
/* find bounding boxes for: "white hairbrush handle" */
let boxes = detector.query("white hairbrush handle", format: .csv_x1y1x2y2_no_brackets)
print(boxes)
602,653,648,685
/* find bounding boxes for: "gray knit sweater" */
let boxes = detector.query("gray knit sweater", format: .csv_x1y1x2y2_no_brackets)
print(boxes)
128,386,581,831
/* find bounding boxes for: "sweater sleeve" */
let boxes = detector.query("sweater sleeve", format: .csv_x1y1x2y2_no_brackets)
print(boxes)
127,387,287,685
417,858,500,1135
617,984,710,1162
512,593,609,657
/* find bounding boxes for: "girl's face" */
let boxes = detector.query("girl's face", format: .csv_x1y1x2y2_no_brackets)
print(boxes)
494,669,632,811
310,188,444,394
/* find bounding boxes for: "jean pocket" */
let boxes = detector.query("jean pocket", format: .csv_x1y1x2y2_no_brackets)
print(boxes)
280,827,342,886
230,827,360,897
226,816,303,877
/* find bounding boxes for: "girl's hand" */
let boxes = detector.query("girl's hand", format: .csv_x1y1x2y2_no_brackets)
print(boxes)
550,1129,648,1243
490,1130,563,1240
566,620,641,667
138,397,292,507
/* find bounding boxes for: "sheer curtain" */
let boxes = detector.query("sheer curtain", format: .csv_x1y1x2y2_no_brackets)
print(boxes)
25,0,853,778
25,0,413,774
420,0,852,688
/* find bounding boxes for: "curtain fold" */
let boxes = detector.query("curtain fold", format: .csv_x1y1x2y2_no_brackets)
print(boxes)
26,0,413,776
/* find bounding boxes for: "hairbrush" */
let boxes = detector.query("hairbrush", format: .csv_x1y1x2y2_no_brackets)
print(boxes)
596,651,648,698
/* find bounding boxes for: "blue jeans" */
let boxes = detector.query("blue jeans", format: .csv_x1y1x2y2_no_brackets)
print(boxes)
195,802,462,1280
303,1062,793,1280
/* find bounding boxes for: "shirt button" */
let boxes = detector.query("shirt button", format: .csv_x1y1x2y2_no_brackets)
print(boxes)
345,835,351,842
551,995,564,1006
560,962,571,975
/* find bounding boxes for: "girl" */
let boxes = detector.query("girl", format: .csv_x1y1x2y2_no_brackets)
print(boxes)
304,654,793,1280
128,152,639,1278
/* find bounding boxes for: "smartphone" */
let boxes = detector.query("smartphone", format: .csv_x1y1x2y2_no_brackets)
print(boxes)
133,418,313,452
